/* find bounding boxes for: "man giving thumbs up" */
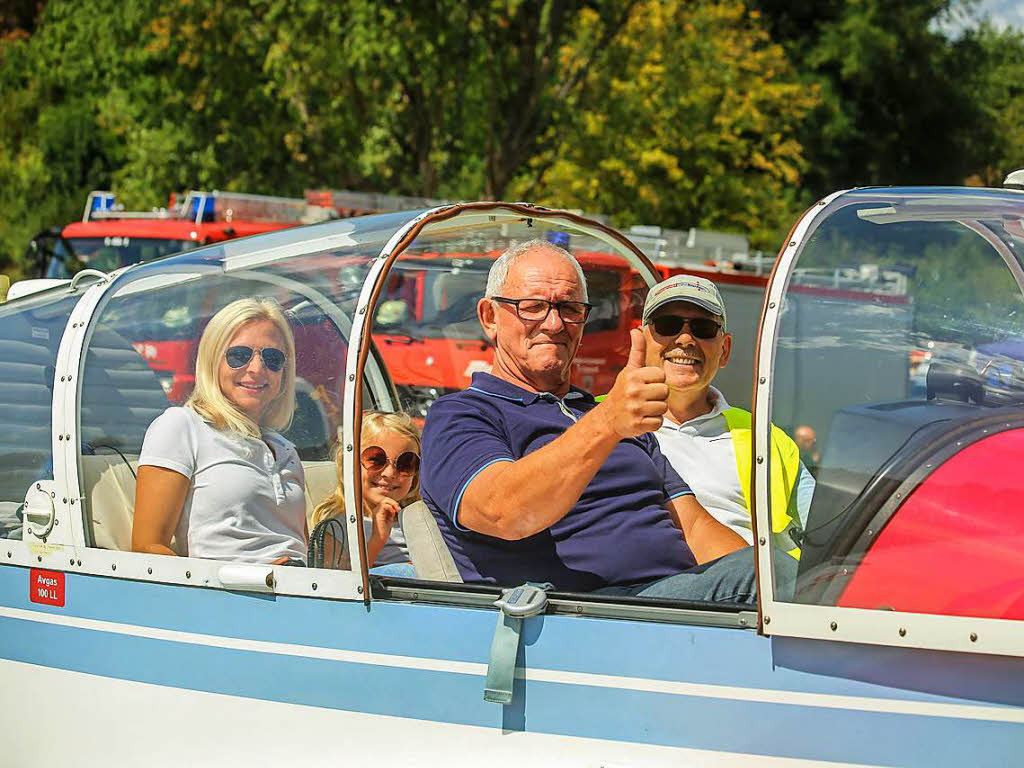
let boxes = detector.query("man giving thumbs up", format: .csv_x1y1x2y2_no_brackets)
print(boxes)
420,239,752,600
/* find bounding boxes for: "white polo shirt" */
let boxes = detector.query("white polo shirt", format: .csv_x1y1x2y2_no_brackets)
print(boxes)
139,406,307,564
654,387,814,545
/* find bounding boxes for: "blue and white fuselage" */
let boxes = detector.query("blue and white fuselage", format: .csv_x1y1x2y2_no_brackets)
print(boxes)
2,196,1023,766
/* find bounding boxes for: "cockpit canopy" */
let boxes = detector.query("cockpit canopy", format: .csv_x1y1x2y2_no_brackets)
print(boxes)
3,191,1024,627
769,188,1024,619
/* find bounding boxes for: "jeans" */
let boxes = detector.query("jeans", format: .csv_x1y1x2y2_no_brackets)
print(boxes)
593,547,772,604
370,562,418,578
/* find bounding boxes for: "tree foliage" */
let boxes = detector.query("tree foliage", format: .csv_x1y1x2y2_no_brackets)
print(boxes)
750,0,1021,194
520,0,819,247
960,22,1024,187
1,0,1022,276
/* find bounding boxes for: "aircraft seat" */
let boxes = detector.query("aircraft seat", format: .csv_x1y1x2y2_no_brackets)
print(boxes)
402,500,462,582
82,454,337,553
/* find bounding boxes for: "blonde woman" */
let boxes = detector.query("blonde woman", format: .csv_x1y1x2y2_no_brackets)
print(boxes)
132,297,308,564
311,412,420,576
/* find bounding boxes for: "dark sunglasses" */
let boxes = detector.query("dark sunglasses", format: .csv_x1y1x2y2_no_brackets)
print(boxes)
224,345,287,372
360,446,420,476
650,315,722,340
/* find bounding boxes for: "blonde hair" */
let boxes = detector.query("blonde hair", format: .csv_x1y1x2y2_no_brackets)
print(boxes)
186,297,297,439
310,411,422,529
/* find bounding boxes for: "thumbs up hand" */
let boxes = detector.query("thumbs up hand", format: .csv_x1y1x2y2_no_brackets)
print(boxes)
599,328,669,439
627,326,648,368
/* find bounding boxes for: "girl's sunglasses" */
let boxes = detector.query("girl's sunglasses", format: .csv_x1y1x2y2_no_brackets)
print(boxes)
650,315,722,340
360,446,420,476
224,345,287,372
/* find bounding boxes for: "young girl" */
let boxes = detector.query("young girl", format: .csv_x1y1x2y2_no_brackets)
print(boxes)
310,411,420,575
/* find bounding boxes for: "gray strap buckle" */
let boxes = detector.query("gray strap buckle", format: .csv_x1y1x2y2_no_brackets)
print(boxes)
483,584,549,704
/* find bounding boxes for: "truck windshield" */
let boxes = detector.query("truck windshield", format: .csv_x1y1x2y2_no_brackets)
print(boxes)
46,237,197,278
372,263,492,341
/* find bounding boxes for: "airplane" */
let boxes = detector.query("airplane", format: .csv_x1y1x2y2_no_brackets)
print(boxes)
1,188,1022,766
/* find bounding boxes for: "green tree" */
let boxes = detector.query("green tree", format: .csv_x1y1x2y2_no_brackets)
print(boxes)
750,0,1007,194
0,0,644,278
960,22,1024,187
0,0,147,274
13,0,1017,278
261,0,638,200
519,0,820,248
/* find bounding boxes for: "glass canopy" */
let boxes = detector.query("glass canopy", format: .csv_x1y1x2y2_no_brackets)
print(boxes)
64,204,655,580
765,188,1024,622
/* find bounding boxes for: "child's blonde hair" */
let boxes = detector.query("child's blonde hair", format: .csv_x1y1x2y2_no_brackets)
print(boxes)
309,411,422,529
186,297,296,439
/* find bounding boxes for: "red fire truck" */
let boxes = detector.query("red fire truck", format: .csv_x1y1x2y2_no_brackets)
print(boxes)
371,246,646,418
26,190,338,280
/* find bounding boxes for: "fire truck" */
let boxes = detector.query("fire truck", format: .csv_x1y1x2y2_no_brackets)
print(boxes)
371,244,646,419
17,190,350,456
25,189,339,280
22,189,915,421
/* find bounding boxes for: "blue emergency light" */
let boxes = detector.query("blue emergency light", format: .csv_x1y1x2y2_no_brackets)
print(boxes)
546,231,570,248
91,193,115,213
84,192,117,221
185,193,216,223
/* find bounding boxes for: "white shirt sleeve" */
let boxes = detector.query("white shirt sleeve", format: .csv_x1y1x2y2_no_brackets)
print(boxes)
794,462,816,528
138,407,199,478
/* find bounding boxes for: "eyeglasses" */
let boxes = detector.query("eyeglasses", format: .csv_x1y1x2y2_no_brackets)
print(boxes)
491,297,593,324
649,315,722,340
360,446,420,476
224,345,287,372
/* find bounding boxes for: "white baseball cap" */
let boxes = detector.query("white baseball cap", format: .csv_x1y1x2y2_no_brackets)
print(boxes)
642,274,727,331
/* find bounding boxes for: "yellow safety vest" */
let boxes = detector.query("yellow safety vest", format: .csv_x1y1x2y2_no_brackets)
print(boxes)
721,407,802,559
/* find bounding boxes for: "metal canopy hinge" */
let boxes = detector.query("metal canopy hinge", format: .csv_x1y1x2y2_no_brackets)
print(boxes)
217,564,276,593
483,583,550,704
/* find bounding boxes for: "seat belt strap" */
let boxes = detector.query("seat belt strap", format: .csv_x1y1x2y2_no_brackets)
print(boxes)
483,583,549,704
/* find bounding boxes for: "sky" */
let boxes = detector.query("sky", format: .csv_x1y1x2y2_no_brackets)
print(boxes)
972,0,1024,28
940,0,1024,36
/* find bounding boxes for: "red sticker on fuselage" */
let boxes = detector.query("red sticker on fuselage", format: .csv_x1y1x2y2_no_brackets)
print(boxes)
30,569,65,607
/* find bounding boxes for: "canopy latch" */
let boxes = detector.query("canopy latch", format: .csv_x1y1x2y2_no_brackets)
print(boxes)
23,481,56,540
483,583,549,704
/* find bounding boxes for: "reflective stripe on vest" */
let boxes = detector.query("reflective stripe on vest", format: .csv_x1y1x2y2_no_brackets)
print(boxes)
721,407,802,559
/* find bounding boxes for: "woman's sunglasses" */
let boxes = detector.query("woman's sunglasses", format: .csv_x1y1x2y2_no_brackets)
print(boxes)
650,315,722,340
360,446,420,476
224,345,287,372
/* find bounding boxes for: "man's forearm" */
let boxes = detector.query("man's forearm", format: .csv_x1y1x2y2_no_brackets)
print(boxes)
682,508,748,564
459,406,622,539
668,494,748,564
459,329,672,540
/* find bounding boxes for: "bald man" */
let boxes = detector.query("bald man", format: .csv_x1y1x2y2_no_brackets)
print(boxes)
420,239,759,601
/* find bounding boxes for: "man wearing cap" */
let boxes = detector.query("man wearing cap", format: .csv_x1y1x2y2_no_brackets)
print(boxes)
421,239,758,600
641,275,814,558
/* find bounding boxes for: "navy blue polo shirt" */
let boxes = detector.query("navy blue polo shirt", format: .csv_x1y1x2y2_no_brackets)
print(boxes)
420,372,696,591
